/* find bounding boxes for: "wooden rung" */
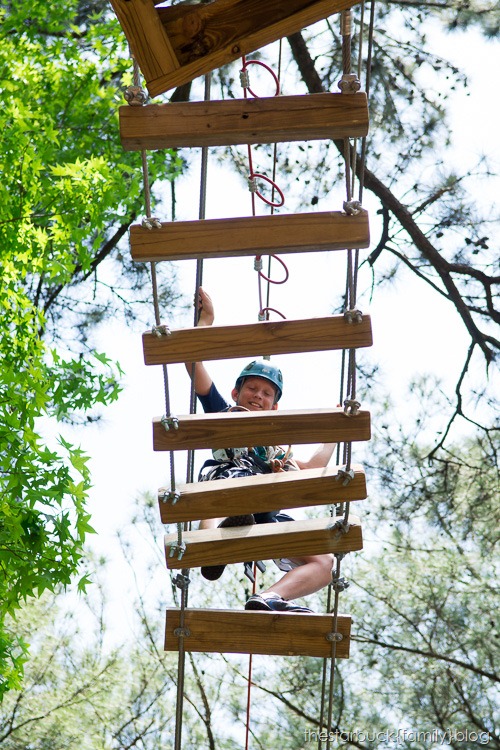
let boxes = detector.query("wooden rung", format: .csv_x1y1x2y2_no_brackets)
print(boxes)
165,608,351,658
119,93,368,150
153,408,371,452
159,464,367,523
143,315,372,366
131,211,370,263
112,0,361,96
164,515,362,570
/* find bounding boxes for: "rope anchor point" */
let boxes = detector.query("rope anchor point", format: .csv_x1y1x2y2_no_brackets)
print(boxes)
331,575,350,592
172,573,190,590
142,216,162,230
344,308,363,324
161,489,181,505
161,415,179,431
168,540,187,560
329,518,351,540
153,324,171,337
123,85,148,106
336,467,355,486
174,627,191,638
344,398,361,416
326,632,344,642
343,199,363,215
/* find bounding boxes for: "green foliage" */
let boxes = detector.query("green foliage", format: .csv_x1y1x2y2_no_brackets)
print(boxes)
0,0,183,696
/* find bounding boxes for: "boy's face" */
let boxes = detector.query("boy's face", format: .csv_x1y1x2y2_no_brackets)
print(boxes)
231,376,278,411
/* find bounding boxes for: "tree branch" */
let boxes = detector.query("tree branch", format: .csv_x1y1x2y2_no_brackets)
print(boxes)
352,635,499,683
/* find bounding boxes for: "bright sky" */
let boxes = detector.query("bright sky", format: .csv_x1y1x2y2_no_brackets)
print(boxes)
57,26,499,638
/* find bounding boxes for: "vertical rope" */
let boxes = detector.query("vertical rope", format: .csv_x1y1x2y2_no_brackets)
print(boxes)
175,73,212,750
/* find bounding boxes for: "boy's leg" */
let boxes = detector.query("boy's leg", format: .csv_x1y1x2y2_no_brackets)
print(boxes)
245,553,334,612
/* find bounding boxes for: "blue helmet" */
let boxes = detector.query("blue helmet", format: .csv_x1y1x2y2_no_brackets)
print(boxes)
235,360,283,401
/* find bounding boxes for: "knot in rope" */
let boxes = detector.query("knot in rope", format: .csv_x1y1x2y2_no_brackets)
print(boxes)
142,216,162,230
168,539,187,560
161,415,179,431
344,398,361,416
123,85,148,106
329,518,351,540
337,73,361,94
331,575,350,592
153,324,171,337
254,257,263,272
239,68,250,89
161,489,181,505
344,308,363,324
173,573,190,590
336,467,355,486
247,176,258,193
343,199,363,215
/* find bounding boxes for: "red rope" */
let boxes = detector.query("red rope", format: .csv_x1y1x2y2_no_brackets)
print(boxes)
257,254,289,285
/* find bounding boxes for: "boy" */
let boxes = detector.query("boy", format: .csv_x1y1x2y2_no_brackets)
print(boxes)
187,288,335,613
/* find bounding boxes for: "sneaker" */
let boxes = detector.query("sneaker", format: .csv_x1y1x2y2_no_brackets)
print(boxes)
245,593,314,614
201,515,255,581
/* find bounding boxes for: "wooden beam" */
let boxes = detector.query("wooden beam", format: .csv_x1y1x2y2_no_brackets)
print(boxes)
108,0,179,85
119,93,368,150
164,515,362,569
165,608,351,658
143,315,373,366
130,211,370,263
112,0,361,96
153,408,371,452
159,464,367,523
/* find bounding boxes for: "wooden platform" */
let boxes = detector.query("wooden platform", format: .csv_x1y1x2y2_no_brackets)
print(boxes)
153,408,371,452
159,464,367,523
130,211,370,263
143,315,372,366
164,515,362,569
110,0,361,96
119,93,368,150
165,608,351,658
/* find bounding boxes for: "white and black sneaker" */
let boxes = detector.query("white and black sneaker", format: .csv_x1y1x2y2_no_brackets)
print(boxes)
245,593,313,613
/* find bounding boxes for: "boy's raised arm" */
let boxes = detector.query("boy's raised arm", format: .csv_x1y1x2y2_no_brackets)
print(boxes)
185,287,214,396
295,443,337,470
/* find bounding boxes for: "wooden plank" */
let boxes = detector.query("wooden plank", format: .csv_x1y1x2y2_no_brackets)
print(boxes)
153,408,371,452
143,315,372,366
148,0,360,95
159,464,367,523
119,93,369,150
165,608,351,658
164,515,362,569
108,0,179,84
130,211,370,263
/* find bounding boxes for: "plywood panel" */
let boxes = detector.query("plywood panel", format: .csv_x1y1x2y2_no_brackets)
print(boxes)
130,211,370,263
165,608,351,658
159,464,366,523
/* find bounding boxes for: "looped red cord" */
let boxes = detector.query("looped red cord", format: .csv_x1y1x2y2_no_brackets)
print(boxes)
259,306,287,320
250,172,285,208
241,58,280,98
257,254,289,284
